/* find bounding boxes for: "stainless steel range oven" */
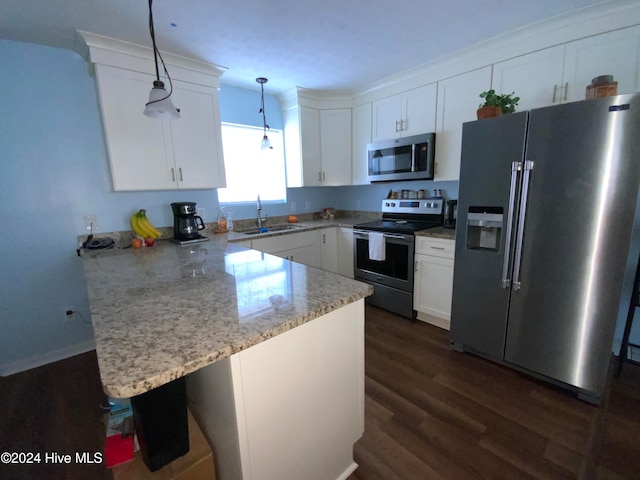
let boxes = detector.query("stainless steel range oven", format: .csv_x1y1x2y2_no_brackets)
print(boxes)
354,199,443,319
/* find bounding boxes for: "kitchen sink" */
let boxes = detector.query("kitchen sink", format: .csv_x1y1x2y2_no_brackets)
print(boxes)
235,224,308,236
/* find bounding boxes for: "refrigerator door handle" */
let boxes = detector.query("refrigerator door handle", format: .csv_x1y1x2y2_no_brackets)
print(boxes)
512,160,534,291
501,161,522,288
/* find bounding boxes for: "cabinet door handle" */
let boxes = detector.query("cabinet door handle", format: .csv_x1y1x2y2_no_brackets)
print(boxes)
322,171,326,181
401,119,406,131
171,168,176,182
395,120,400,132
563,82,568,101
318,172,322,181
179,167,183,181
552,84,558,103
322,233,326,244
430,246,445,250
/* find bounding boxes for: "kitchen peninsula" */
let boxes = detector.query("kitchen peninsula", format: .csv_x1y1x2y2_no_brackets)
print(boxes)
82,238,372,480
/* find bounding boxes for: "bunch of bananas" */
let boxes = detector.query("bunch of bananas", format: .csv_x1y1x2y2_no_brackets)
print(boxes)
130,209,162,239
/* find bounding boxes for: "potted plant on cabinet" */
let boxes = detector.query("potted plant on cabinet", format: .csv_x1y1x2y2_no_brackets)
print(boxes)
477,90,520,119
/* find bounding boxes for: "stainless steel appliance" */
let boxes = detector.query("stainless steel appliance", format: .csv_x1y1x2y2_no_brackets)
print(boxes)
170,202,208,244
354,199,443,318
450,93,640,403
367,133,435,182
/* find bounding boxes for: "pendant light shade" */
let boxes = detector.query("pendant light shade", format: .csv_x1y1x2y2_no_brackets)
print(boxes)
143,0,180,120
261,135,272,150
256,77,273,150
144,80,180,119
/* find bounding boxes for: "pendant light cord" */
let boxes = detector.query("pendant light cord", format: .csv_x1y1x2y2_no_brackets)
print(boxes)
147,0,175,106
259,81,269,135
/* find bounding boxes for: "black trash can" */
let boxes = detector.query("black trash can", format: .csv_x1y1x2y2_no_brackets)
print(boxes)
130,376,189,472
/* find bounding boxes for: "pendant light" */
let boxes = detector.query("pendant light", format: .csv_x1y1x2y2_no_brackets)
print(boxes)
256,77,273,150
143,0,180,120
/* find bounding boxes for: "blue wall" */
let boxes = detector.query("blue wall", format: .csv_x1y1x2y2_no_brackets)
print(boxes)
0,40,312,373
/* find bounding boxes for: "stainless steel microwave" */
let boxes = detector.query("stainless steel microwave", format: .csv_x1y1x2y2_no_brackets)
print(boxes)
367,133,435,182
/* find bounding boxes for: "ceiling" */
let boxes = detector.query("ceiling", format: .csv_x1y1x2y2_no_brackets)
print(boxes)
1,0,612,94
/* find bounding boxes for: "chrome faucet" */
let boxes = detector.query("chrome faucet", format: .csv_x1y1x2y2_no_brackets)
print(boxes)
256,195,268,228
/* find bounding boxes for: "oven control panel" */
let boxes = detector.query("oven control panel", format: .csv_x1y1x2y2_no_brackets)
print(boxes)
381,198,443,215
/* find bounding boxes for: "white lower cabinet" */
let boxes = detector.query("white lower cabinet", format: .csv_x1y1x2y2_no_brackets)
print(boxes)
278,244,321,267
320,227,338,273
250,227,353,276
336,227,354,278
413,236,455,330
187,300,365,480
251,230,321,268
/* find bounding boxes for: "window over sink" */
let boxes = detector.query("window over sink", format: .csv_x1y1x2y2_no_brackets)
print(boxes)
218,123,287,204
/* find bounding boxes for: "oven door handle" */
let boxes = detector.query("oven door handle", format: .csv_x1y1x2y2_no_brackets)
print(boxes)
353,230,409,240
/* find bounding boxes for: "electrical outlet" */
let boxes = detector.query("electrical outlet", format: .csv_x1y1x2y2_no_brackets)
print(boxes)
197,208,205,220
83,215,98,232
305,201,311,210
290,201,297,212
64,306,75,322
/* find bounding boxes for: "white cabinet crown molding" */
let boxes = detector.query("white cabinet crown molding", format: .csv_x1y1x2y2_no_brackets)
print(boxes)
74,30,227,88
353,0,640,105
278,87,353,110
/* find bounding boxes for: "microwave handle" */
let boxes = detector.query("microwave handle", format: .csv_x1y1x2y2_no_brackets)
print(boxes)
411,144,416,172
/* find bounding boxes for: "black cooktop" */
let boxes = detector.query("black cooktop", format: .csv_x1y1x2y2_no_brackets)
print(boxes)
354,218,442,234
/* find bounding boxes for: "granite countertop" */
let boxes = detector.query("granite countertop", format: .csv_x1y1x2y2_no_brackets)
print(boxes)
82,239,373,398
223,215,378,243
415,226,456,240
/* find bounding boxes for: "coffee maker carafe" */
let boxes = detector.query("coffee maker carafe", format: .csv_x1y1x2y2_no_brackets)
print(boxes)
170,202,207,244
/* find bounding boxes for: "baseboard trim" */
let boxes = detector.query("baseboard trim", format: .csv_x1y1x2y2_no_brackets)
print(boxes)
337,461,358,480
416,312,451,331
0,339,96,377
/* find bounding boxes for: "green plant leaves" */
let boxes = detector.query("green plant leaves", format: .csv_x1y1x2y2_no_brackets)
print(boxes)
479,90,520,113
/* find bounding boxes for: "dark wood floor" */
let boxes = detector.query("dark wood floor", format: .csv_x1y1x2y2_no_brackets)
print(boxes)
0,349,112,480
1,305,638,480
349,306,640,480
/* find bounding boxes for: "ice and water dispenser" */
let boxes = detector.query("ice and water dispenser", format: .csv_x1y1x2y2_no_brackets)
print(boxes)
465,206,503,252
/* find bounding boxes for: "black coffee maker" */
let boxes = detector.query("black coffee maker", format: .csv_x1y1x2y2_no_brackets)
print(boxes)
170,202,207,244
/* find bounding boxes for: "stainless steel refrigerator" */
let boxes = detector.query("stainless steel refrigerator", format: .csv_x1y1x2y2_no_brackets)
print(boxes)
450,93,640,403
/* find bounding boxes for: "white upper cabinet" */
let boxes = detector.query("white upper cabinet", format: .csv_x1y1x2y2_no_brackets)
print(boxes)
320,109,352,186
372,84,437,142
300,106,322,187
435,66,492,181
563,25,640,103
351,103,372,185
491,46,565,112
492,26,640,111
281,92,352,187
94,66,175,190
76,31,226,191
168,82,226,189
95,66,225,190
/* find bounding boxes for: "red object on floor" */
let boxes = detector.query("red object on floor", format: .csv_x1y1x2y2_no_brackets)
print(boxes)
105,434,134,468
